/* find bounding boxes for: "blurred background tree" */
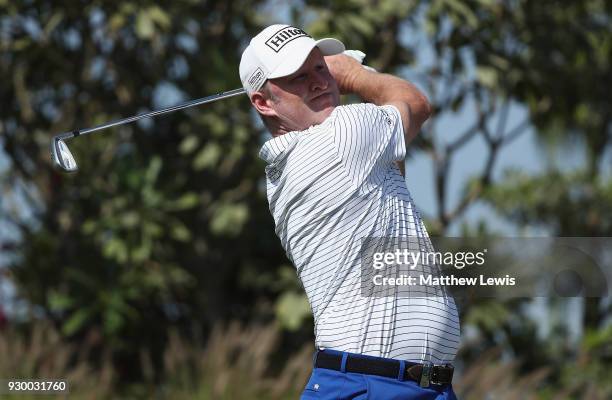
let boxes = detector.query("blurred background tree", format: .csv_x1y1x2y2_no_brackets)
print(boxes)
1,0,288,385
0,0,610,398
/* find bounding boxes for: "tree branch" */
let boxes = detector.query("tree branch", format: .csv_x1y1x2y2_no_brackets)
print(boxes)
494,99,510,140
446,112,486,154
501,118,530,146
444,138,500,224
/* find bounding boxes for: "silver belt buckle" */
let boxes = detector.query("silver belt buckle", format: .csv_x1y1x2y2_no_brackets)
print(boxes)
419,361,433,387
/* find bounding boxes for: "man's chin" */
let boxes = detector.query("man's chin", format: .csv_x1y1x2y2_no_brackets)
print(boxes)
311,92,339,108
315,106,336,123
311,97,338,114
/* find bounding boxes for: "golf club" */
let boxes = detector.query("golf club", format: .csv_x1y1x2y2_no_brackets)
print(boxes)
50,88,245,173
50,50,372,173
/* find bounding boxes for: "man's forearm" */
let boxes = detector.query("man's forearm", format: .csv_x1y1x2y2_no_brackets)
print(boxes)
325,53,432,145
346,68,432,129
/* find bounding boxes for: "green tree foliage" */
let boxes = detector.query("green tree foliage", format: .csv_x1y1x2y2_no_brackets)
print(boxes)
1,0,289,381
418,0,611,396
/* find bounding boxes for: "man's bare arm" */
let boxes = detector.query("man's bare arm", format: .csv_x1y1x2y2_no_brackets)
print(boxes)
325,54,432,146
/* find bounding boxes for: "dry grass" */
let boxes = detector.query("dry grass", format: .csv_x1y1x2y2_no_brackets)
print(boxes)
454,347,610,400
1,321,609,399
0,322,114,400
158,321,313,399
454,348,551,400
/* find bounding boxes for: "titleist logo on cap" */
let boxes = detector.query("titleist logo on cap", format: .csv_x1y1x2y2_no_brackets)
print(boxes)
248,67,265,90
265,26,311,52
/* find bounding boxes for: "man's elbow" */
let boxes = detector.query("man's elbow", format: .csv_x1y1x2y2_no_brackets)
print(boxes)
416,94,432,125
401,95,431,143
404,98,431,135
400,92,432,128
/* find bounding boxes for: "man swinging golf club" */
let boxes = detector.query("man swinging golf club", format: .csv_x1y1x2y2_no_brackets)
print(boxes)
240,24,460,399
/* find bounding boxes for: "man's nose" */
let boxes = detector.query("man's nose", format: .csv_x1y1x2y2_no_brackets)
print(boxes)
310,71,329,91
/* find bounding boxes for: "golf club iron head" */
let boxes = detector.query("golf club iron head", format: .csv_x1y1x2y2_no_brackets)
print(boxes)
48,88,247,174
51,136,78,172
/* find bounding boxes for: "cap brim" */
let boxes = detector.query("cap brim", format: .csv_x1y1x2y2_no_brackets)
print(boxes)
315,38,345,56
268,37,346,80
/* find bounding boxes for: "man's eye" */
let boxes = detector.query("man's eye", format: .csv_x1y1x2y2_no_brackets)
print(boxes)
293,74,307,81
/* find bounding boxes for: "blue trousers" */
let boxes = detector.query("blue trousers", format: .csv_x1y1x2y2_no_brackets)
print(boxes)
300,350,458,400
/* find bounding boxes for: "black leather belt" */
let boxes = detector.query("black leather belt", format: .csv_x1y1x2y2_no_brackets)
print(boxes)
314,350,454,387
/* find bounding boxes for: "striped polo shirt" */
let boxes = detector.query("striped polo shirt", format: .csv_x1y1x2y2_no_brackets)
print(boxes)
259,103,460,364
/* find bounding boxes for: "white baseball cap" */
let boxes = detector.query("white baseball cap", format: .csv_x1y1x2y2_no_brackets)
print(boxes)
239,24,345,94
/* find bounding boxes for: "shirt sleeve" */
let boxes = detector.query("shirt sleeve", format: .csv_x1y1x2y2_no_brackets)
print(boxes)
332,103,406,188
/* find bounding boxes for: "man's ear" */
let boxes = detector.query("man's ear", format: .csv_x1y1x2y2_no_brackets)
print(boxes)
250,92,277,118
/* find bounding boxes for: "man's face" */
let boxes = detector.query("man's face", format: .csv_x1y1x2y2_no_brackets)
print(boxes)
261,48,340,132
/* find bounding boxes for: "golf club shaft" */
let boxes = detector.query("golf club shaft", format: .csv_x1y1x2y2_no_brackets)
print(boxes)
63,88,245,140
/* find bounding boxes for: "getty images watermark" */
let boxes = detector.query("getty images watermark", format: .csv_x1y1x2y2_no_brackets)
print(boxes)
360,237,610,298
